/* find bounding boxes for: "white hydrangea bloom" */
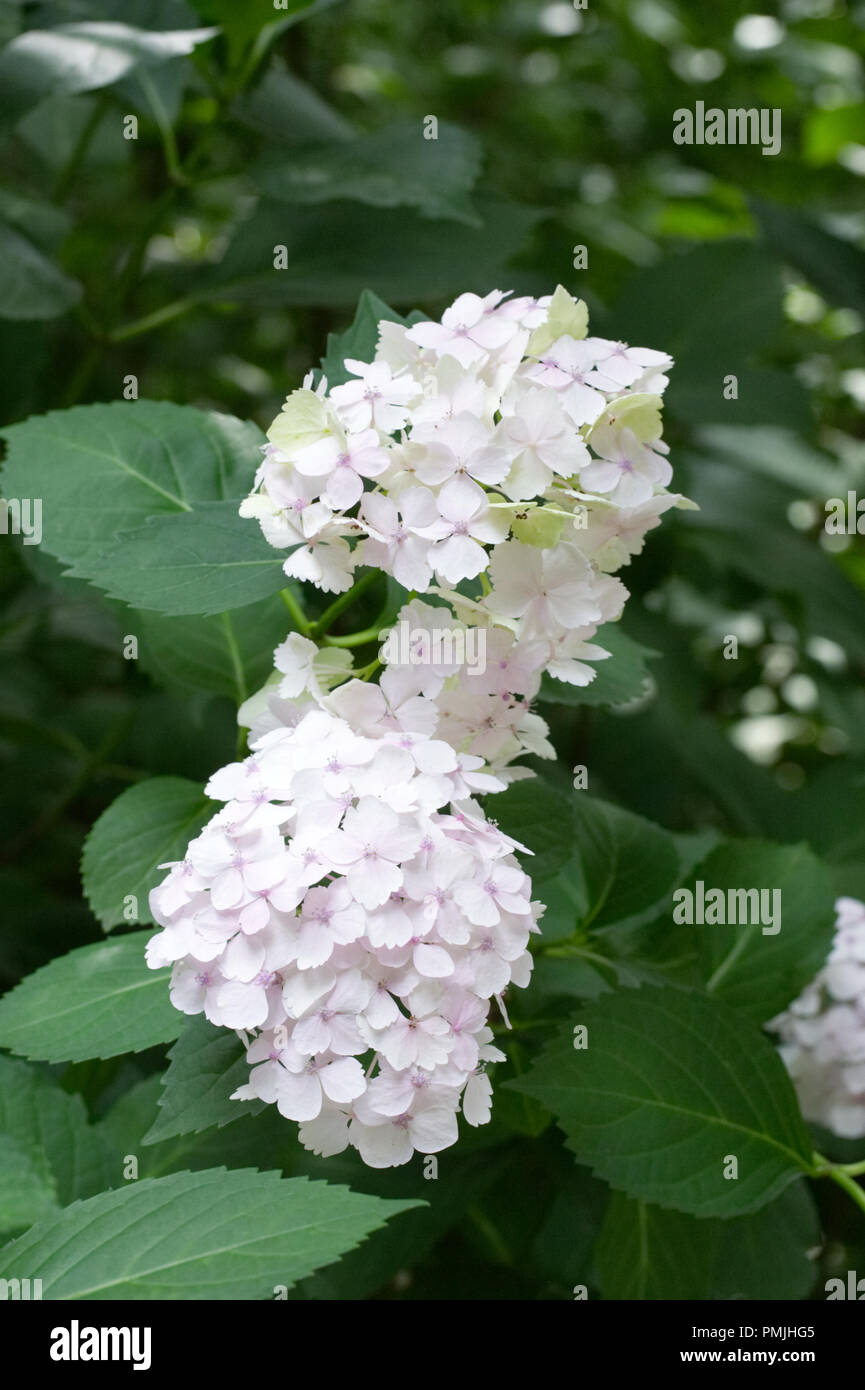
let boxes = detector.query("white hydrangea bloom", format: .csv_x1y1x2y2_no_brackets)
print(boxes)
148,707,539,1167
770,897,865,1139
241,286,684,694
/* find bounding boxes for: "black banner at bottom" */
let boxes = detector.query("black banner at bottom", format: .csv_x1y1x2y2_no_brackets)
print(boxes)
1,1297,861,1374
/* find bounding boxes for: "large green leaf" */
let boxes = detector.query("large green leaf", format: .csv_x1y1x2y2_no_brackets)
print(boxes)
0,1167,421,1298
98,1075,287,1181
0,932,181,1062
570,796,681,932
508,985,815,1217
671,365,812,431
0,21,217,126
203,197,542,308
0,221,82,320
143,1015,262,1145
0,400,263,572
683,840,836,1023
232,64,354,146
611,241,785,372
596,1183,819,1300
136,600,287,700
252,121,482,225
692,424,849,498
680,452,865,666
81,777,212,931
0,1135,58,1232
88,500,288,615
485,776,575,882
0,1055,114,1218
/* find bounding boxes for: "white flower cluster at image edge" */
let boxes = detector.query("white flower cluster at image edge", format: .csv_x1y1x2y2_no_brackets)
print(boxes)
771,896,865,1140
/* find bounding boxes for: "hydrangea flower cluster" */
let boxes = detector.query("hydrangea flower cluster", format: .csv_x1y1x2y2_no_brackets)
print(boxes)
770,897,865,1139
240,286,684,692
147,286,681,1165
148,707,537,1167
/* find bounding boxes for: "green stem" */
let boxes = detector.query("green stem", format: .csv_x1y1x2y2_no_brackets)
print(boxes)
322,625,383,649
115,187,178,313
61,343,103,407
137,68,188,185
813,1152,865,1220
361,658,382,682
279,587,312,637
53,94,110,201
311,570,380,638
109,297,198,343
466,1206,513,1267
220,611,247,706
825,1167,865,1219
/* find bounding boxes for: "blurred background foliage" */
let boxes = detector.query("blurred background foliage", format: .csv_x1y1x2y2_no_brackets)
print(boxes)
1,0,865,1297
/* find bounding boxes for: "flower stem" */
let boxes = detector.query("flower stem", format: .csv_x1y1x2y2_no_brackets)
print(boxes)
311,570,380,638
279,587,312,637
813,1152,865,1220
109,297,198,343
322,626,382,649
825,1167,865,1219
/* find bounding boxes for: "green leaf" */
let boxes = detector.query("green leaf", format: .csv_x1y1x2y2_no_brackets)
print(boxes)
0,221,82,320
803,103,865,165
81,777,212,931
680,452,865,666
232,64,354,146
88,499,288,616
751,196,865,317
0,1167,421,1299
612,242,784,371
0,400,264,578
143,1016,263,1145
189,0,342,62
320,288,409,388
671,365,812,431
252,121,482,226
0,188,71,251
0,932,182,1062
0,22,218,126
571,796,681,931
203,196,542,308
485,776,574,881
692,424,849,498
0,1055,114,1214
680,840,837,1023
0,1134,58,1232
539,623,658,709
530,1166,609,1290
596,1182,819,1300
136,599,287,700
97,1075,287,1182
508,985,815,1217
